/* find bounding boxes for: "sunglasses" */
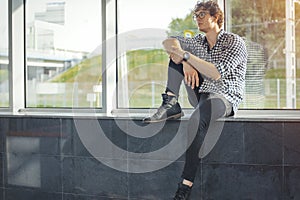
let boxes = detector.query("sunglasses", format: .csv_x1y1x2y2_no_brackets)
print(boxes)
193,11,209,20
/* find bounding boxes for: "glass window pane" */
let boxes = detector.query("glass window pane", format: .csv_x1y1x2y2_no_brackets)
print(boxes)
227,0,299,109
26,0,102,108
117,0,197,108
0,0,9,107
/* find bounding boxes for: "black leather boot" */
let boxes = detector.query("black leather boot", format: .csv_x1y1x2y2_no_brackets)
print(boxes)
142,93,183,123
173,183,192,200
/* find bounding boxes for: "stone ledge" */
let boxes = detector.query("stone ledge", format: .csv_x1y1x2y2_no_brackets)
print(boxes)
0,109,299,122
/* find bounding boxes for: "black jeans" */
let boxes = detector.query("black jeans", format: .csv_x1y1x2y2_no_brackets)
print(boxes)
165,59,233,182
165,60,203,108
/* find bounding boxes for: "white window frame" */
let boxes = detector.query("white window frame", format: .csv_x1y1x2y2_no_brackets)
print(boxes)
9,0,25,113
3,0,300,118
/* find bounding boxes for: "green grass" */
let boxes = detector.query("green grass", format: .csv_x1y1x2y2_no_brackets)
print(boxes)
0,70,8,83
265,68,300,79
51,56,102,83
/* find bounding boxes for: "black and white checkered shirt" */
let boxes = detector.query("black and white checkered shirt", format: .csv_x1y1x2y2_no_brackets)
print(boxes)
175,29,248,113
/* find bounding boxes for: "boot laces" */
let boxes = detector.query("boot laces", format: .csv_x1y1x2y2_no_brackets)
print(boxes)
150,94,176,119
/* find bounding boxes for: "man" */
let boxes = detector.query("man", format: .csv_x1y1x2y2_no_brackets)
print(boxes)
143,1,247,199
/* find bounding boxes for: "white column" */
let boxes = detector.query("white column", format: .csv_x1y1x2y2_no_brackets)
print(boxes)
102,0,117,115
118,50,129,108
285,0,296,108
9,0,25,113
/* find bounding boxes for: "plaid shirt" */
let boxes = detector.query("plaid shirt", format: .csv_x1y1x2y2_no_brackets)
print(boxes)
174,30,248,113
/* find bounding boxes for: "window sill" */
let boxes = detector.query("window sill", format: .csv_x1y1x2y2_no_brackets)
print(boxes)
0,108,299,122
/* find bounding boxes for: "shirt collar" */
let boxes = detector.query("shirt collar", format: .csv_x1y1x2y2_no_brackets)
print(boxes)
202,29,225,46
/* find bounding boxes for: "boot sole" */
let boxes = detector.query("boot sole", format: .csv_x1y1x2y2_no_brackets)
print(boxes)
143,112,184,123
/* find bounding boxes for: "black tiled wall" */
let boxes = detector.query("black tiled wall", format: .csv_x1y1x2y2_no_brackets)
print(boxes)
0,116,299,200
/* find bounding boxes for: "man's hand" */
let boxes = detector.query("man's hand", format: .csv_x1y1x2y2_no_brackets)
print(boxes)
162,38,185,64
183,62,199,89
169,46,185,64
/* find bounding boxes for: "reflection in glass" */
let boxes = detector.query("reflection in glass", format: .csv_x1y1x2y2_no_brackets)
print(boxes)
227,0,299,109
0,0,9,107
26,0,102,108
7,137,41,188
